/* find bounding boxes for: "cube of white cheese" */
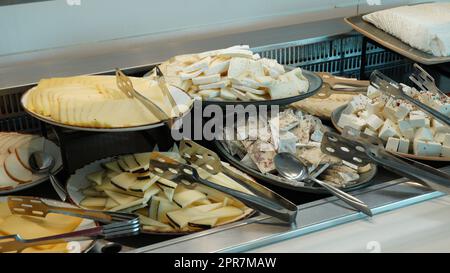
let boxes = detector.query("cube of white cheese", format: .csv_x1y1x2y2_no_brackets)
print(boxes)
432,119,450,134
397,138,410,153
413,140,442,157
310,130,324,142
385,137,400,152
367,85,382,99
414,127,434,141
366,101,384,115
366,114,384,131
409,115,430,128
439,103,450,117
337,114,366,131
378,121,400,141
441,145,450,157
364,127,378,137
358,110,370,121
278,131,298,154
444,134,450,146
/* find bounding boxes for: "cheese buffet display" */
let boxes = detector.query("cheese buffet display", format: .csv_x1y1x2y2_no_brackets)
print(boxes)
220,108,373,188
23,75,191,129
68,149,253,233
147,45,310,101
336,85,450,159
363,3,450,57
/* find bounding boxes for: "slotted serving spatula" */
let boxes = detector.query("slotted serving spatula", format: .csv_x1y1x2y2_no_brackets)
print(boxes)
149,152,297,223
409,63,447,98
320,128,450,194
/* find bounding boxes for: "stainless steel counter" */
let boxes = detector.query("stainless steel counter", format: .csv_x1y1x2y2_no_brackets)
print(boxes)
130,167,449,253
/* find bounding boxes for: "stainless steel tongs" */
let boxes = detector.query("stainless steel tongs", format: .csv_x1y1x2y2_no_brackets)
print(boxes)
0,196,140,253
149,152,297,223
409,63,448,98
370,70,450,126
320,128,450,194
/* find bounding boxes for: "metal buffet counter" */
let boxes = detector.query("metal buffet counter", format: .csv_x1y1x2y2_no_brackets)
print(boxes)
1,21,449,253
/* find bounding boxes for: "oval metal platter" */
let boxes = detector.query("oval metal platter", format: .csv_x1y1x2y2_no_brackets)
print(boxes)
213,140,378,194
21,85,193,133
331,104,450,162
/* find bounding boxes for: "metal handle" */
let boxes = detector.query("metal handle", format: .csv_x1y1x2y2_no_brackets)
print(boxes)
196,175,297,223
401,93,450,127
49,174,68,202
368,148,450,194
48,206,112,223
310,177,372,217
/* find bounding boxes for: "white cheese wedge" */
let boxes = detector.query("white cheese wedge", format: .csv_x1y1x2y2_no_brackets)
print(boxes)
192,74,221,85
385,137,400,152
86,170,104,186
366,114,384,131
413,140,442,157
173,190,207,208
397,138,410,154
182,56,211,73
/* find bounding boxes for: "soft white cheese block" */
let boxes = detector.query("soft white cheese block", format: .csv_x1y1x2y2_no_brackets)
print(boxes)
363,3,450,56
442,145,450,157
337,114,366,131
413,140,442,156
398,138,410,154
386,137,400,152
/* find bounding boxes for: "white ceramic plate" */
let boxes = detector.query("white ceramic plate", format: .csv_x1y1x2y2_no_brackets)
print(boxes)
21,85,193,132
0,138,63,194
0,196,96,253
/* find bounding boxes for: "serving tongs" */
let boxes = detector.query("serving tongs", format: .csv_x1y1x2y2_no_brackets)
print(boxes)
0,196,140,253
370,70,450,126
320,128,450,194
115,68,170,121
409,63,448,98
149,152,297,223
312,72,369,99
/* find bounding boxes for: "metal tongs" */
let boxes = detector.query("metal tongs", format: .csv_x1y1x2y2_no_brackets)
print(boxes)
149,151,297,223
312,72,369,99
320,128,450,194
409,63,448,98
370,70,450,126
115,68,170,121
0,196,140,253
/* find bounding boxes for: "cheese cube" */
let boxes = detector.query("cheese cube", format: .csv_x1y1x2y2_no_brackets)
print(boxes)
367,101,384,115
444,134,450,146
413,140,442,157
397,138,410,153
378,121,400,141
310,130,324,142
439,103,450,117
366,114,384,131
415,127,434,141
441,145,450,157
385,137,400,152
358,110,370,120
432,119,450,134
367,85,382,99
364,127,378,137
343,101,365,114
337,114,366,131
278,131,298,154
409,115,430,128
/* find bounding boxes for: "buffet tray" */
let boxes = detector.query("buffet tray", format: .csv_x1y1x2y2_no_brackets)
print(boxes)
213,140,378,194
345,15,450,65
331,104,450,162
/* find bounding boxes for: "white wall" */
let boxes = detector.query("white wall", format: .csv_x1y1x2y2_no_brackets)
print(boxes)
0,0,427,56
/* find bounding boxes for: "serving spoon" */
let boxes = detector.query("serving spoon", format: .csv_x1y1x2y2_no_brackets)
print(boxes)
29,151,67,201
274,152,372,217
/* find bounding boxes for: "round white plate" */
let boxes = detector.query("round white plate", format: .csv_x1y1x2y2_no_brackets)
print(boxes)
0,196,96,253
21,85,193,132
0,138,63,194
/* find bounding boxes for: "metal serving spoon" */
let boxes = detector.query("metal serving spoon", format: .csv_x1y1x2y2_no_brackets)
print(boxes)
29,151,67,201
274,153,372,217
